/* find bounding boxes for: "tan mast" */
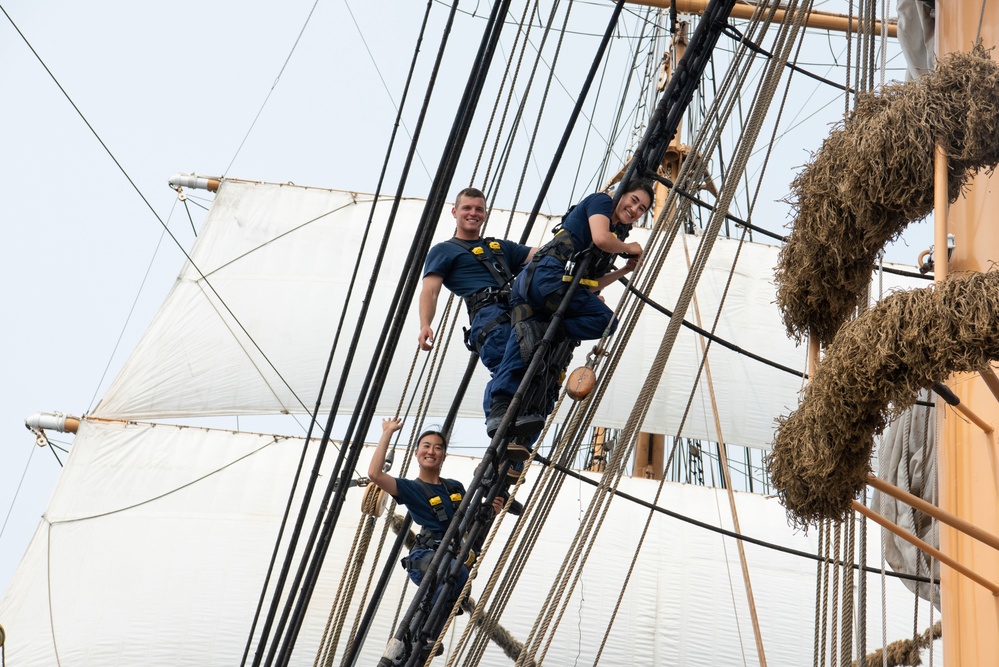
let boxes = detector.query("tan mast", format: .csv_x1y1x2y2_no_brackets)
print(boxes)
626,0,897,38
935,4,999,664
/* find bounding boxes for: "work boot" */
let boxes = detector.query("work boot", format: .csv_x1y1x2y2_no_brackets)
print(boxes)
504,439,533,462
485,397,510,437
513,412,545,437
513,319,548,364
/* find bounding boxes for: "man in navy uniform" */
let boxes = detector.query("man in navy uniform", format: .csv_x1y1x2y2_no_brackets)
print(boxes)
418,187,536,414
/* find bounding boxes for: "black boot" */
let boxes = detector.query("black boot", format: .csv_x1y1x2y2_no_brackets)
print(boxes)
513,319,548,364
485,396,510,437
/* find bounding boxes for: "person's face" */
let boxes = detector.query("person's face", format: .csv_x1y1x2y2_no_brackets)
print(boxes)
614,188,651,224
415,434,446,471
452,195,486,235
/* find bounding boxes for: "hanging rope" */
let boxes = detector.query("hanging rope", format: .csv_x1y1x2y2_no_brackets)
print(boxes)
313,484,383,666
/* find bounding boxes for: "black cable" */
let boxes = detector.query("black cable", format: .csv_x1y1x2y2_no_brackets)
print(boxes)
244,5,441,664
518,0,629,245
877,264,931,280
271,1,514,663
645,171,786,242
621,277,807,378
722,23,857,94
620,277,935,411
533,453,936,586
646,171,931,283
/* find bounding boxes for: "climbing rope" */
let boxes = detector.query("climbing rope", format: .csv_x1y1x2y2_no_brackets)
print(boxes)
313,484,383,666
512,1,812,660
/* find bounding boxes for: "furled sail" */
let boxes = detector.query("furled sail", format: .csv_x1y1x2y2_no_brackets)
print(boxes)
94,180,925,449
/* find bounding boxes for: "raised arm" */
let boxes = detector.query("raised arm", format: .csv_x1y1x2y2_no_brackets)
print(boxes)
368,418,403,498
418,274,444,350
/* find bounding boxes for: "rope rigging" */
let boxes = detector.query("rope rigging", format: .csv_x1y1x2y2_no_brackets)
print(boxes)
243,1,515,663
374,4,643,662
500,1,852,664
240,2,931,665
417,1,781,664
243,2,444,663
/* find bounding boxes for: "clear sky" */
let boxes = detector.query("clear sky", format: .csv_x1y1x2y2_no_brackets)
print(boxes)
0,0,933,594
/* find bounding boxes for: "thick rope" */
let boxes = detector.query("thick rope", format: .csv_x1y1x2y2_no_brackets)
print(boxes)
842,512,856,666
315,504,379,666
814,521,826,667
515,3,812,659
830,521,843,666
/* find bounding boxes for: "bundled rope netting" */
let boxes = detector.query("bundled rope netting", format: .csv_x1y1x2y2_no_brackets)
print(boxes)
768,271,999,527
775,46,999,345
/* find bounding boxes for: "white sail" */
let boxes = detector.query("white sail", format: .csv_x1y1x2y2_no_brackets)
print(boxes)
0,418,932,665
93,180,926,450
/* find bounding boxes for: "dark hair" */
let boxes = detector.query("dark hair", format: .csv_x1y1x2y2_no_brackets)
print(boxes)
618,178,655,211
454,187,486,207
417,428,448,452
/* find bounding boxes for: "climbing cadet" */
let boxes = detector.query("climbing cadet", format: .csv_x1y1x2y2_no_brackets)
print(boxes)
367,418,504,653
484,179,655,458
418,187,537,407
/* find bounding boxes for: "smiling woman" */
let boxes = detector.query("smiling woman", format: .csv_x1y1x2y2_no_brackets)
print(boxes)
484,178,655,446
366,418,476,661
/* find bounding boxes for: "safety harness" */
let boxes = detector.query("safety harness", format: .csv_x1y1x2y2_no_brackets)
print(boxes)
446,237,517,353
510,213,631,326
410,478,463,552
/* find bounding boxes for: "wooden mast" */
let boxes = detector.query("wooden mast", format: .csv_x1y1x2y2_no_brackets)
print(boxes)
626,0,897,38
936,3,999,663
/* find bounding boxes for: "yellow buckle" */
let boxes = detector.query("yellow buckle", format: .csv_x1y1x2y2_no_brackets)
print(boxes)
472,246,485,255
563,275,598,287
489,241,501,250
429,496,442,506
450,493,462,503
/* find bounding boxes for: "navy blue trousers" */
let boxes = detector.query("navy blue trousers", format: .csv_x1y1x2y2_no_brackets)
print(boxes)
484,257,615,411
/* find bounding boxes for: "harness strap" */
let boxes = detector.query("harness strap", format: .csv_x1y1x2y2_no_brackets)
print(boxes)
447,237,514,290
464,311,511,352
415,478,463,524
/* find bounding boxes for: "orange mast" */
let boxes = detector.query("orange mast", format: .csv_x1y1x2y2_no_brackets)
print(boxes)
936,3,999,663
